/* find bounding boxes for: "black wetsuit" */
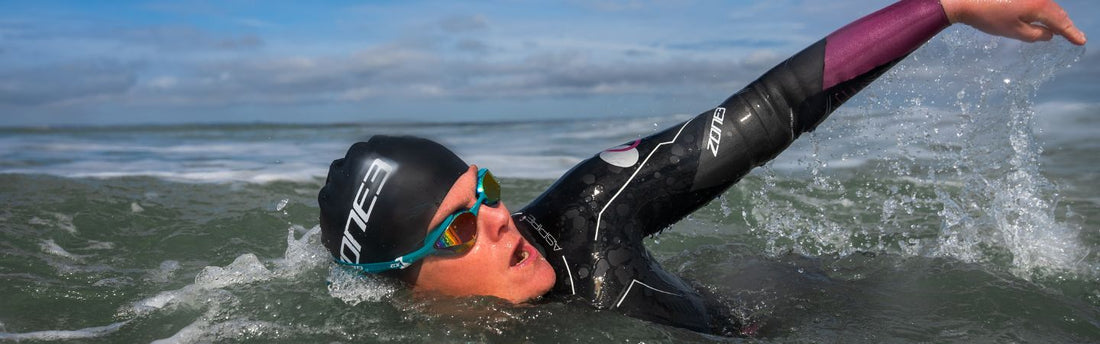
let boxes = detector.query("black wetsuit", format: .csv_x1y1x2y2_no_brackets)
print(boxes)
511,0,950,336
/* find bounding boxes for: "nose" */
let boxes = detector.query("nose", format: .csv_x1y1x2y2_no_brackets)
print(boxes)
477,201,512,243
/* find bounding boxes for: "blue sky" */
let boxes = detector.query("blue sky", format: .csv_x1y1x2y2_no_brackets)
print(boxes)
1,0,1097,127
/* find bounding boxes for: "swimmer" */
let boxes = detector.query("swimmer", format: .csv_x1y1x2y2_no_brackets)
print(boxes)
317,0,1085,336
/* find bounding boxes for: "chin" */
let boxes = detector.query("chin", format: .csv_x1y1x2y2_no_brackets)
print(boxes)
505,258,556,304
528,257,557,298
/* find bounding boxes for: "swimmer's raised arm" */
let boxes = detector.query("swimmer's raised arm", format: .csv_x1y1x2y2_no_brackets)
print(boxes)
943,0,1086,45
520,0,1087,241
683,0,1087,199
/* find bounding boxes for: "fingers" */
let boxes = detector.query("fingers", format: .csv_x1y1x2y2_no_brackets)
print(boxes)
951,0,1088,45
1034,1,1087,45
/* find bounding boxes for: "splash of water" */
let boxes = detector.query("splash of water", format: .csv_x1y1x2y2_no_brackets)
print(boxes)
745,28,1090,280
118,225,329,342
931,30,1089,278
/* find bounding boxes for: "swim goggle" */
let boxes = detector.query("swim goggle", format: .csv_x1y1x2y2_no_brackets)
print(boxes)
338,169,500,273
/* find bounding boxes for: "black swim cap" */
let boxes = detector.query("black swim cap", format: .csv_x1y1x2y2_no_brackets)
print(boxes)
318,135,467,268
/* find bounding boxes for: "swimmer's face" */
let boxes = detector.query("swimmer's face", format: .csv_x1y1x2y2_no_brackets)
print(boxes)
412,165,556,303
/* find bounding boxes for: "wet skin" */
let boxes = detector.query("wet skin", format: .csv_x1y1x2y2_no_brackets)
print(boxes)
412,165,557,303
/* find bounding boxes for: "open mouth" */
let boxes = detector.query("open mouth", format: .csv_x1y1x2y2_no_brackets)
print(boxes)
510,242,531,267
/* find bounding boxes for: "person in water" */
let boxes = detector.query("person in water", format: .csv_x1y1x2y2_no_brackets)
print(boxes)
317,0,1086,336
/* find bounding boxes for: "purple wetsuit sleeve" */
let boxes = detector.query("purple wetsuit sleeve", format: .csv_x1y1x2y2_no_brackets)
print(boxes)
685,0,952,190
824,0,951,90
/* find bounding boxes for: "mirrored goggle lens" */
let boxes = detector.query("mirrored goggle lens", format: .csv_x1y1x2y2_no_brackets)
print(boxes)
433,211,477,255
479,171,501,204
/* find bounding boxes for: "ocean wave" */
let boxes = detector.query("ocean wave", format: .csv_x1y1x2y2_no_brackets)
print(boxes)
0,321,130,341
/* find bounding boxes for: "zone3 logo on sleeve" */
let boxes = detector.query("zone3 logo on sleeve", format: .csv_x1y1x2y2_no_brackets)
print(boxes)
707,107,725,157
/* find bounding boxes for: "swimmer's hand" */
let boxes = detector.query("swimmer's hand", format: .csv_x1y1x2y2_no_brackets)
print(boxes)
941,0,1086,45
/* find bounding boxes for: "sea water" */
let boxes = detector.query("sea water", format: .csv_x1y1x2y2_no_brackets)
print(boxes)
0,29,1097,342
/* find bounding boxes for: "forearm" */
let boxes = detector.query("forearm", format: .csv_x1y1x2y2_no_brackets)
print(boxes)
691,0,950,190
823,0,949,92
780,0,950,134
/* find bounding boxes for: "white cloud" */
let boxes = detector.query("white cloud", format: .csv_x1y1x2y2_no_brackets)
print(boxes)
1,0,1096,126
147,76,178,89
0,60,137,106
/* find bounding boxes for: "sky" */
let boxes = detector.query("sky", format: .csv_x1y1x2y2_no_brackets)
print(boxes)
1,0,1097,127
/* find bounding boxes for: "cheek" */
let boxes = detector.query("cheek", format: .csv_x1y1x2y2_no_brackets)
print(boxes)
466,234,508,265
422,246,501,289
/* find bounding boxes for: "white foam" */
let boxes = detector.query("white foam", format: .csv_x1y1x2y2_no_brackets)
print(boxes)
39,239,80,260
28,213,77,233
121,226,328,317
126,289,177,316
50,166,328,184
123,226,330,343
0,321,129,341
152,318,288,344
24,141,309,157
84,240,115,250
145,260,181,284
270,226,329,277
193,254,274,289
2,135,339,184
92,277,134,287
326,268,397,306
131,202,145,213
0,114,720,183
